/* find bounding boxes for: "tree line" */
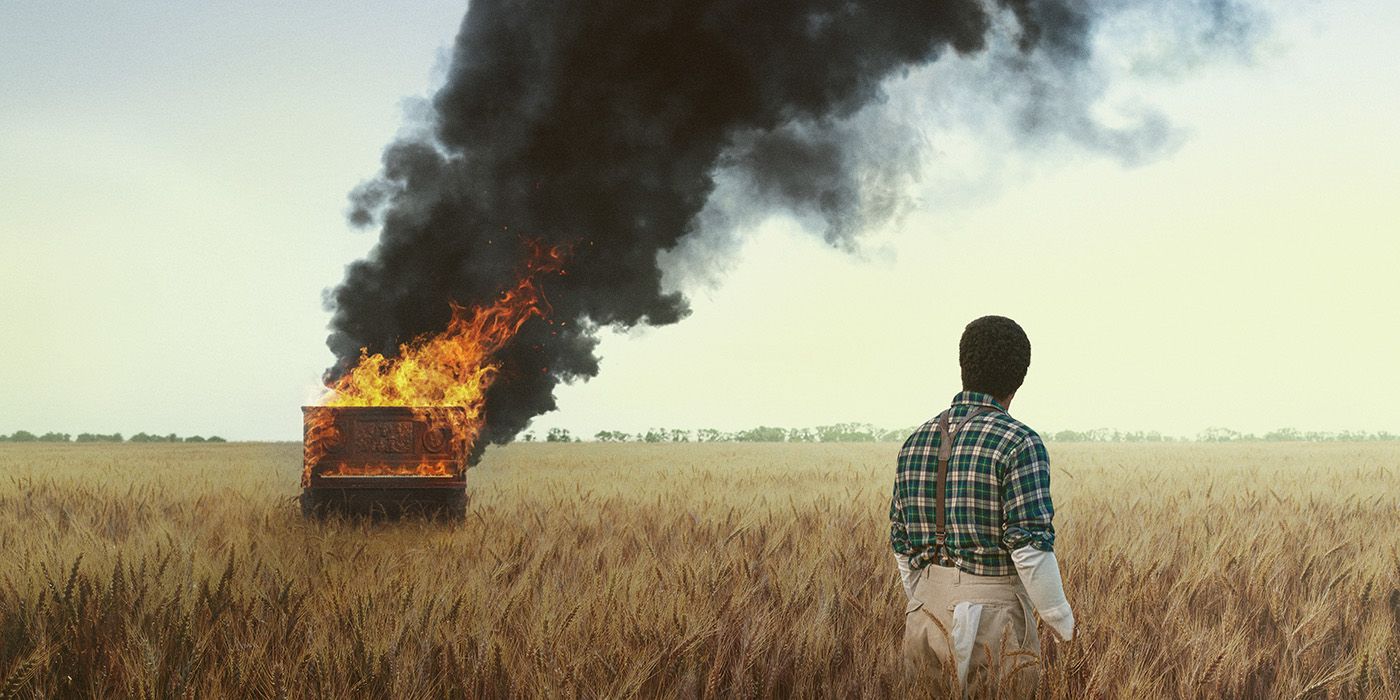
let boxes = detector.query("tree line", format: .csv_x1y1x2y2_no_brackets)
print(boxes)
519,425,1400,444
1044,427,1398,442
0,431,227,443
516,423,919,444
4,426,1392,446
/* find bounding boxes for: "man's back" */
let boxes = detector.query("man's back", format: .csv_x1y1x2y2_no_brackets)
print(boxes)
891,390,1055,576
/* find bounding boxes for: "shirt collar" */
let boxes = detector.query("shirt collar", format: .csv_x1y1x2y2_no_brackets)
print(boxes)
951,390,1006,411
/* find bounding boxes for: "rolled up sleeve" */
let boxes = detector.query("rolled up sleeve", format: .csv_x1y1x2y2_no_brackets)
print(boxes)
1000,434,1056,552
890,482,911,555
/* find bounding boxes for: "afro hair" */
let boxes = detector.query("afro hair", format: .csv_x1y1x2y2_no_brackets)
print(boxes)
959,316,1031,399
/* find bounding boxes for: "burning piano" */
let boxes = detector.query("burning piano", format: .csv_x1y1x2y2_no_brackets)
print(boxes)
301,243,568,519
301,406,469,518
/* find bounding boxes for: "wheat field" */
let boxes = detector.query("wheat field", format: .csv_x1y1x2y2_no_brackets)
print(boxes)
0,441,1395,698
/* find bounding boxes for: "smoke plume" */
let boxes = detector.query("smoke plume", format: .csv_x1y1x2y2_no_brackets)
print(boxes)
325,0,1259,460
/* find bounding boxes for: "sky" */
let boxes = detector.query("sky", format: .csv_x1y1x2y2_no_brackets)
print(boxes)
1,1,1396,441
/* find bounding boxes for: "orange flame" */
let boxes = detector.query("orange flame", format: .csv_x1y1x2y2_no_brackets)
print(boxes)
302,242,566,485
316,460,456,479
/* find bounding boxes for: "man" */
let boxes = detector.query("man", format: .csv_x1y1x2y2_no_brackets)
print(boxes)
890,315,1074,693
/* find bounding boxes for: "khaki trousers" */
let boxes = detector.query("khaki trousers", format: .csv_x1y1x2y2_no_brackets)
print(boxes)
902,564,1042,695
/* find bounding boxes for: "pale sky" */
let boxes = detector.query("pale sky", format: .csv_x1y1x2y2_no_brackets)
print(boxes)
2,1,1397,441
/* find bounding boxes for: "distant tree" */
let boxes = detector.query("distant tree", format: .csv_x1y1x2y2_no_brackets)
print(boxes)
1198,427,1240,442
76,433,123,443
815,423,878,442
38,432,72,443
520,432,535,442
185,436,206,443
10,431,37,442
695,428,730,442
546,427,572,443
735,426,786,442
877,426,918,442
206,436,226,443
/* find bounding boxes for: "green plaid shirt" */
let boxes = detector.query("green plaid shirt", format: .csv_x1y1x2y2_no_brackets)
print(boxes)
890,391,1056,576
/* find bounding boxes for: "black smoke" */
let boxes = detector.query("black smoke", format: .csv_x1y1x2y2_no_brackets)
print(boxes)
324,0,1254,461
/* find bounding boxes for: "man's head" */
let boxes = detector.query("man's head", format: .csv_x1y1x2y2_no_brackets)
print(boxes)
959,316,1031,403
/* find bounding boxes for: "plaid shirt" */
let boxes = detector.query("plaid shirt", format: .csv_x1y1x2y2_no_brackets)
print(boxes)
890,391,1056,576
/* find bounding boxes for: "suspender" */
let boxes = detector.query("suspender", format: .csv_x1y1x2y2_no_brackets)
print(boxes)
932,406,1000,566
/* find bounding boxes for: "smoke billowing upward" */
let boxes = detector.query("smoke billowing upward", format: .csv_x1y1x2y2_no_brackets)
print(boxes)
325,0,1259,461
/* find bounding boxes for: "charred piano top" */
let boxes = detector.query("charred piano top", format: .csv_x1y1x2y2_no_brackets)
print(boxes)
302,405,468,489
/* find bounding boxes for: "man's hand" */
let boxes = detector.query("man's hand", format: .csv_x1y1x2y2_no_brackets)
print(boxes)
1039,601,1075,641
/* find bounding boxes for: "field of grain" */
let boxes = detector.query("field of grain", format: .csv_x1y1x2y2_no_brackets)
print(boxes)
0,441,1395,698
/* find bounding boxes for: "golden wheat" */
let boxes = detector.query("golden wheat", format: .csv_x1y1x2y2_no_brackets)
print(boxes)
0,441,1395,698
